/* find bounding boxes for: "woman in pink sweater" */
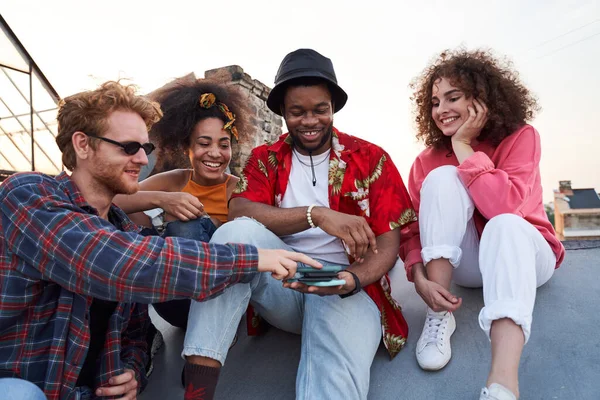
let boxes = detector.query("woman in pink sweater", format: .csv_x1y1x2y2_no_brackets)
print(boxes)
399,49,565,400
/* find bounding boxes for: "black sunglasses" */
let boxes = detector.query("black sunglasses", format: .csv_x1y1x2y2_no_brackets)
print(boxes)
85,133,155,156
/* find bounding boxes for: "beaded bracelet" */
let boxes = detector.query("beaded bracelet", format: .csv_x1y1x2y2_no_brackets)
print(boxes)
307,204,317,228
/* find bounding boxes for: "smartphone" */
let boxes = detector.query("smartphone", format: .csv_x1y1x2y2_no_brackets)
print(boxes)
287,264,346,287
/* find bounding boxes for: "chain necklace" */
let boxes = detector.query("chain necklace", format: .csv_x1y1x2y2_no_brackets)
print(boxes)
293,149,330,186
293,149,330,166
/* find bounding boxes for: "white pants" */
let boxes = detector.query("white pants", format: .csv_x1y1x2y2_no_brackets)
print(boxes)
419,166,555,343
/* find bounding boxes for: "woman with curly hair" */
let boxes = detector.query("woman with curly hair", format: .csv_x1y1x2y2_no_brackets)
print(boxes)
399,49,565,399
115,78,251,329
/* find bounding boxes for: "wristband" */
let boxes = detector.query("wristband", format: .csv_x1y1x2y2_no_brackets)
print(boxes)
307,204,317,228
339,270,362,299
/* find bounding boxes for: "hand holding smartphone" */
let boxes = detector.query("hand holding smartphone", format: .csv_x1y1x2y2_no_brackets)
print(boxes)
286,264,346,287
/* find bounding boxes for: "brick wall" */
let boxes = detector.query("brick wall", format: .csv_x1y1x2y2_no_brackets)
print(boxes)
142,67,283,178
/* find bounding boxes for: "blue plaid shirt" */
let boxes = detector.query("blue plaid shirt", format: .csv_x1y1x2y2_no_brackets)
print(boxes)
0,172,259,399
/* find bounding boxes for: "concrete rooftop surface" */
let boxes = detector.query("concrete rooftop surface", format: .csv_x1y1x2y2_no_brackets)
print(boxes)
140,242,600,400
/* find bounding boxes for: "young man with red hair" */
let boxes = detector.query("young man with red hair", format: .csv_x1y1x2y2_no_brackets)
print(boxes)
0,81,318,400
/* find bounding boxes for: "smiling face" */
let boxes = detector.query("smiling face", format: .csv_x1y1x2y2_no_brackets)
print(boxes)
188,117,232,186
282,83,334,155
88,110,149,195
431,77,475,137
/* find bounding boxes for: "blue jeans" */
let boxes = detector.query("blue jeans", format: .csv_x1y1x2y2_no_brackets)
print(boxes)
182,218,381,400
153,217,217,329
0,378,46,400
163,216,217,243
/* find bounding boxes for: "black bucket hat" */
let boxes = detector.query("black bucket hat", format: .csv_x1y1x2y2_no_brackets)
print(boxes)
266,48,348,116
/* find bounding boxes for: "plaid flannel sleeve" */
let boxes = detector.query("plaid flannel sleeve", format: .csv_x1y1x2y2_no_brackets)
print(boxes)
120,303,150,392
1,181,259,303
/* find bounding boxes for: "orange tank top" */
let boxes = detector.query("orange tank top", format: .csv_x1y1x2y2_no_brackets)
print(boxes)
181,171,230,223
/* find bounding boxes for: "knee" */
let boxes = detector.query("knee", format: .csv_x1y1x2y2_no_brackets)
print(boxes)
480,213,531,248
210,217,269,244
421,166,463,197
424,165,458,184
483,213,525,235
0,378,46,400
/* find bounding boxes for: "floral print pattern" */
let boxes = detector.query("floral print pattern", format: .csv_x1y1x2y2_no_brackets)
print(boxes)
231,128,416,358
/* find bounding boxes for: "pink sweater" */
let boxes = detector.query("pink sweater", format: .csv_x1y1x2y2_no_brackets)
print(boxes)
399,124,565,281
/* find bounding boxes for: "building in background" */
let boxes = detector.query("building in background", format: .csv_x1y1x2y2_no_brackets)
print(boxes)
205,66,283,177
2,16,282,184
141,66,283,180
0,15,62,181
553,180,600,240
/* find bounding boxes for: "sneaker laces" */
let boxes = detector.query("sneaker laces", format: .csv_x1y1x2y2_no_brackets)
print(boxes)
421,310,450,349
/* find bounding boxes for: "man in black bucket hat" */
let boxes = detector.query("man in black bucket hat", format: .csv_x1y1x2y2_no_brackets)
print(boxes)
182,48,417,400
266,48,348,115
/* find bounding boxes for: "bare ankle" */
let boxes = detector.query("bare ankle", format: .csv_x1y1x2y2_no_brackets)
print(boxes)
186,355,221,368
425,258,454,289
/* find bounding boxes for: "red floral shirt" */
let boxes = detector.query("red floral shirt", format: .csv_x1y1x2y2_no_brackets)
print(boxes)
231,128,417,358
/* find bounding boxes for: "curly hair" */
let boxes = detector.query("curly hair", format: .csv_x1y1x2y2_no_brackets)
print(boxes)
149,77,252,170
410,48,539,149
56,81,162,170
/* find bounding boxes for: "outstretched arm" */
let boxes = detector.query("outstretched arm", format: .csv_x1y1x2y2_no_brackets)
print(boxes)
1,177,259,304
2,176,321,304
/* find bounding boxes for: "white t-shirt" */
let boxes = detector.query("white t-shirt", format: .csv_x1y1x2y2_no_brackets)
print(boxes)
280,149,349,266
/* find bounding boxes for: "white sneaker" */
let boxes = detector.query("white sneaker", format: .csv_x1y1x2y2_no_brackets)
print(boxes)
480,383,517,400
415,308,456,370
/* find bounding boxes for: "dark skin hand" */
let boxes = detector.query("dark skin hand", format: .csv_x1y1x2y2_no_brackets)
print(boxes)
311,206,378,263
229,198,378,262
283,229,400,297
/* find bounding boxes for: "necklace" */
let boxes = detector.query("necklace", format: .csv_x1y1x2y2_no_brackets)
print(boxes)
293,149,330,187
293,149,330,167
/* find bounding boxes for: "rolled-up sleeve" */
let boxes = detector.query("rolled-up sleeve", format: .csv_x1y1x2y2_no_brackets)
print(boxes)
457,126,540,220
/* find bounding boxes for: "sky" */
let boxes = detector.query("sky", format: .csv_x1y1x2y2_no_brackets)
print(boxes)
2,0,599,202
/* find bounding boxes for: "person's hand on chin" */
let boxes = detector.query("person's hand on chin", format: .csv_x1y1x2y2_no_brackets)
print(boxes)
451,98,488,146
